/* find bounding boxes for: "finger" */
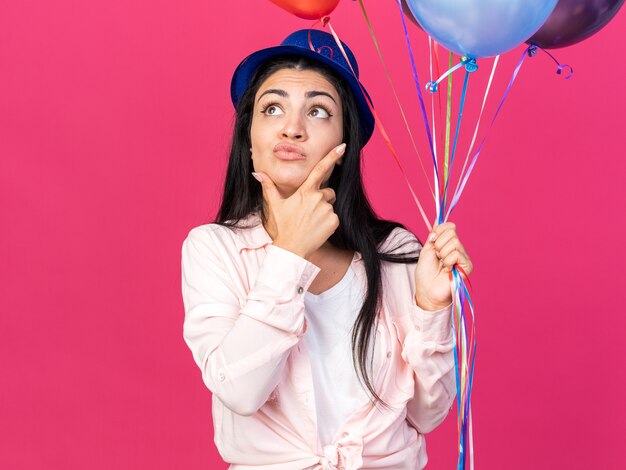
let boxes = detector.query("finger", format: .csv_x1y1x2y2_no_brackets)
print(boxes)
430,222,457,240
252,171,282,202
301,143,346,191
319,187,336,204
442,250,473,274
441,250,461,272
437,236,468,261
438,241,459,262
433,229,456,253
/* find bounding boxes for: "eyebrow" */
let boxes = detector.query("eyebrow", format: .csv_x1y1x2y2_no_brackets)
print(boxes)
257,89,337,104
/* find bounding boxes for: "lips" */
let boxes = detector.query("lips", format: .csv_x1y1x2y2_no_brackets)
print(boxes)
274,142,306,161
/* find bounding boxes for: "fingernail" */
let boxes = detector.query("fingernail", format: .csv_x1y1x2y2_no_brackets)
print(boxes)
428,233,437,242
336,143,346,155
251,172,263,183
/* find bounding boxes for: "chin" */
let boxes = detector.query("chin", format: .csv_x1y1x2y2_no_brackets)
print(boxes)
269,168,307,189
275,180,302,195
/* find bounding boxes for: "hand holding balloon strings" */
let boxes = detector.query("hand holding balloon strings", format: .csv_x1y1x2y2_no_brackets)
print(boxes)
414,222,473,311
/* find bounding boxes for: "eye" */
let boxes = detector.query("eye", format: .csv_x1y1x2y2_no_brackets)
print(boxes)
261,104,283,116
309,106,332,119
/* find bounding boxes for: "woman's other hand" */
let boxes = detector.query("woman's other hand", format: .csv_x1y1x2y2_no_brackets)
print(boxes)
252,143,346,260
414,222,473,311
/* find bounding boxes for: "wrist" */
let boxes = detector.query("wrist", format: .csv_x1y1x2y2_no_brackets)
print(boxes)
414,295,450,312
272,239,309,260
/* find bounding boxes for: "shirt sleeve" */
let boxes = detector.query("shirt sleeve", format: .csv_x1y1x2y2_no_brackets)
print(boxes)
402,301,456,434
181,227,320,416
380,227,456,434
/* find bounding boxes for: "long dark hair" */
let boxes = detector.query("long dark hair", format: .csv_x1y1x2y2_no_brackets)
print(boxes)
215,56,420,408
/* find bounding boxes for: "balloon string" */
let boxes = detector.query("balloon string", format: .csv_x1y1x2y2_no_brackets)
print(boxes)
455,263,473,290
431,41,445,216
448,228,476,470
428,37,436,159
356,0,435,200
446,44,573,224
445,46,531,221
423,53,478,220
527,43,574,79
323,20,433,231
308,15,331,36
445,43,571,222
468,388,475,470
434,42,444,172
450,266,475,470
450,286,461,420
428,37,441,220
429,49,474,470
450,55,500,214
431,53,474,469
425,58,467,93
456,281,466,470
431,42,445,200
441,68,472,221
463,270,476,470
443,52,453,222
393,0,439,189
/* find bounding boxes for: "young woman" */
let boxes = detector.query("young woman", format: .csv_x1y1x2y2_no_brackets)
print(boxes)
182,29,473,470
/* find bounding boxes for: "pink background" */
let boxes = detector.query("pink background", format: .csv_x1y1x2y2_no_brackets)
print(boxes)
2,1,625,468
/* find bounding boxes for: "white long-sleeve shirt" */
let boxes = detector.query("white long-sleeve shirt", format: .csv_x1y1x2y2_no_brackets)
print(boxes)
181,211,456,469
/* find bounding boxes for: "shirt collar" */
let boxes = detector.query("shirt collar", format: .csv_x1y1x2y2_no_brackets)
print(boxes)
231,211,362,261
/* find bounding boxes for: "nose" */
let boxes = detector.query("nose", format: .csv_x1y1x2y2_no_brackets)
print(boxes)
280,112,307,141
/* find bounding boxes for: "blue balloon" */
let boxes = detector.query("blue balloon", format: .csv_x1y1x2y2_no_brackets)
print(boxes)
405,0,559,58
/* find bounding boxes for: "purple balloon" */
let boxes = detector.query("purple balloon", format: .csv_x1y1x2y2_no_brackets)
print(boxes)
528,0,624,48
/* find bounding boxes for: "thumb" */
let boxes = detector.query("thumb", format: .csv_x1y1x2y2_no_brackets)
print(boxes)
420,236,437,259
252,172,281,201
419,231,442,265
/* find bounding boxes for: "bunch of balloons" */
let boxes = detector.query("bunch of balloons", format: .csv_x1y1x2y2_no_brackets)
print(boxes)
270,0,623,53
401,0,624,56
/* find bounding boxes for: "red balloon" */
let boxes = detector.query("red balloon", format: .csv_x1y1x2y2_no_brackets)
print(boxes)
269,0,341,20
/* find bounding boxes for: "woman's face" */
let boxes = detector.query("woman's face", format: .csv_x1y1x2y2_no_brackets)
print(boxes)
250,67,344,198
